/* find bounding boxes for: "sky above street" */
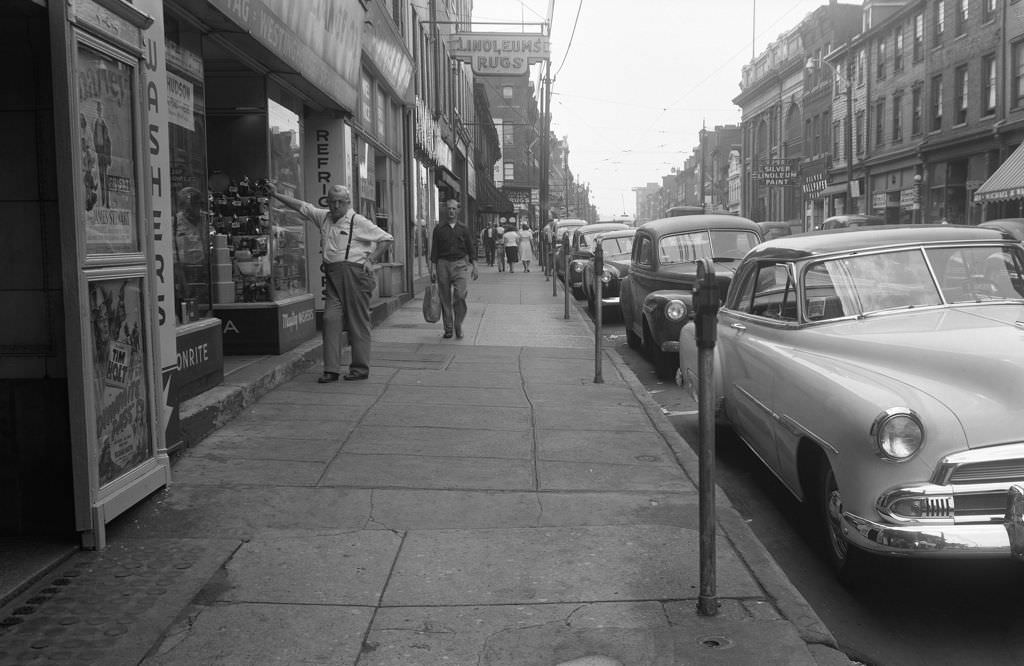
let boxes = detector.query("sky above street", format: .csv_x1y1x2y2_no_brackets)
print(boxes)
470,0,832,218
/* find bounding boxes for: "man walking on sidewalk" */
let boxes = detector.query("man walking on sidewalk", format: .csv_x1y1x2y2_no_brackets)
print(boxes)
430,198,478,339
268,182,393,382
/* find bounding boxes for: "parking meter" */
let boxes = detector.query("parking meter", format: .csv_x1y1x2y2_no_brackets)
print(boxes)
562,234,571,319
593,241,604,383
693,259,720,349
694,257,719,616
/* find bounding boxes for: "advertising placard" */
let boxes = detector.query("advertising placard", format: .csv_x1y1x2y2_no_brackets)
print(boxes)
89,277,153,487
77,46,139,255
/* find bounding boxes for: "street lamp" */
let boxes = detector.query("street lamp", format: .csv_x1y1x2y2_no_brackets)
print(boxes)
806,55,855,216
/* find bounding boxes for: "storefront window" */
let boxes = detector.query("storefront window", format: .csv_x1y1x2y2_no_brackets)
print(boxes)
267,99,307,300
168,71,211,324
77,46,140,255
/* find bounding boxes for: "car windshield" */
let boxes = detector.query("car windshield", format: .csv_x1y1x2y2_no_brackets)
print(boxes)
598,236,633,258
659,229,760,265
803,244,1024,321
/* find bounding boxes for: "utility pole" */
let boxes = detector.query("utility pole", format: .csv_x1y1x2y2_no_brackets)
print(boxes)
564,141,571,218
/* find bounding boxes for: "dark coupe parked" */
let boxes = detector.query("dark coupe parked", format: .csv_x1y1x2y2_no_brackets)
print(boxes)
580,228,636,319
561,222,631,297
620,214,762,379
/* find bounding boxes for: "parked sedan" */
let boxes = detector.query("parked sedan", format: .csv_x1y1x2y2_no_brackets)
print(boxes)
549,218,587,275
814,214,887,231
979,218,1024,242
580,228,636,319
677,224,1024,581
562,222,630,297
620,215,762,379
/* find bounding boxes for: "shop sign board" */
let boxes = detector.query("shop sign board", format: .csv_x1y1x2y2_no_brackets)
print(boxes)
504,188,532,208
872,192,887,211
208,0,363,112
171,319,224,404
364,1,413,101
215,295,316,355
448,32,550,75
900,187,920,210
754,159,798,186
139,0,180,451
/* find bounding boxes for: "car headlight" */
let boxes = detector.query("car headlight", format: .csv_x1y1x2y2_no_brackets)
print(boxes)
871,408,924,460
665,299,687,321
600,270,613,284
571,261,585,273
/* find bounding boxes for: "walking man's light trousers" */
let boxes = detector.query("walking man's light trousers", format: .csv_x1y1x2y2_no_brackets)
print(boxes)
436,257,469,333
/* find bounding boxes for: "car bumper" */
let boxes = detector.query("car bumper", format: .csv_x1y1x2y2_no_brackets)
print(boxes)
599,296,620,306
842,484,1024,558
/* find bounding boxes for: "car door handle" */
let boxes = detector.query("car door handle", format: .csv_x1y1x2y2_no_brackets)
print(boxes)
730,323,746,331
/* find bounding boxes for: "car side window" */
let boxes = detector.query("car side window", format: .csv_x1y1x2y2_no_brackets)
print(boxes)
728,264,759,313
636,236,653,267
749,263,797,321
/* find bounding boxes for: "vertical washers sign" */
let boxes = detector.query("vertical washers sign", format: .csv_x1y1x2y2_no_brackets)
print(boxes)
448,33,550,75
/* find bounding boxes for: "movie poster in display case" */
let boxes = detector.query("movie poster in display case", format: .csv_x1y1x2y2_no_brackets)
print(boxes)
77,43,141,256
88,276,155,486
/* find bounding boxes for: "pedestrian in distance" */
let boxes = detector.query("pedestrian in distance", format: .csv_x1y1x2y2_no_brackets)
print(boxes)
267,182,393,382
430,199,478,339
518,222,535,273
502,224,521,273
495,226,507,272
480,221,500,267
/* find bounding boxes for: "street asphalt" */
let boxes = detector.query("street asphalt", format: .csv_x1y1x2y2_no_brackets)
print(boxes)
0,263,857,665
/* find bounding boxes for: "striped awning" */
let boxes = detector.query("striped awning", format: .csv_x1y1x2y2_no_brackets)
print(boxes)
975,143,1024,203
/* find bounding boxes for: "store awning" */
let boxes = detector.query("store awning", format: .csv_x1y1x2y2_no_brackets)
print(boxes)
975,143,1024,203
437,169,461,195
475,177,514,213
816,183,848,198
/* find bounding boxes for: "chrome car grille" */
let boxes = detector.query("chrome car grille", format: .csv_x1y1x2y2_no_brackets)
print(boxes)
947,458,1024,484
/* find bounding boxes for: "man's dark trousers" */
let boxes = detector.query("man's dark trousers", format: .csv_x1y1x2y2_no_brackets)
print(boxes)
323,261,374,377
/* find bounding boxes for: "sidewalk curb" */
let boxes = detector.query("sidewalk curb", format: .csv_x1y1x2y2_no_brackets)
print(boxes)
569,284,840,651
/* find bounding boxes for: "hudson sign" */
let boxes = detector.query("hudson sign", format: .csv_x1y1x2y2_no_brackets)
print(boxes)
447,32,550,75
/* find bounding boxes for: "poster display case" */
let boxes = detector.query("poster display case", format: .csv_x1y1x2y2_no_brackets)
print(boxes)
64,21,170,549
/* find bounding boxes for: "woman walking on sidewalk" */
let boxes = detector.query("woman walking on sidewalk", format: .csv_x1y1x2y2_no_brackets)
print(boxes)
502,225,520,273
518,222,535,272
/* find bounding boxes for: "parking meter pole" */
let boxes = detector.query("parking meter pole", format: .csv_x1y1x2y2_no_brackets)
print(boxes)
563,236,570,319
694,258,720,617
550,233,557,295
593,242,604,384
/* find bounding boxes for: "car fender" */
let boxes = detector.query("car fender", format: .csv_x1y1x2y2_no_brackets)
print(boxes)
620,276,637,332
767,345,967,518
678,319,726,418
641,289,691,349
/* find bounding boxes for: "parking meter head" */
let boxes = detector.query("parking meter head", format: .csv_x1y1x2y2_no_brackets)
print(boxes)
694,258,719,347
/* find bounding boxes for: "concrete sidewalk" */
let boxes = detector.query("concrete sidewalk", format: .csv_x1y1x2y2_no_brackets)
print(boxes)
0,265,854,665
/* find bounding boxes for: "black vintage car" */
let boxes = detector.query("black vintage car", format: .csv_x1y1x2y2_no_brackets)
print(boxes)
561,222,630,297
580,228,636,319
620,215,762,378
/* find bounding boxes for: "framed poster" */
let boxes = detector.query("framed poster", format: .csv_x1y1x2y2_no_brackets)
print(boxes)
87,275,154,487
77,41,141,255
